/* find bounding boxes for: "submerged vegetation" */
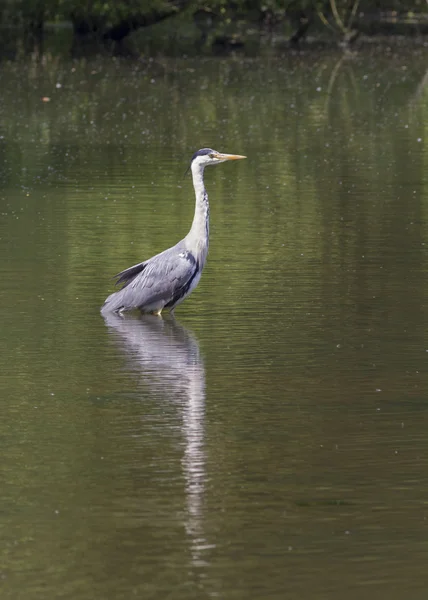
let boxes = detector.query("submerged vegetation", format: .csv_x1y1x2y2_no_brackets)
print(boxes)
0,0,427,56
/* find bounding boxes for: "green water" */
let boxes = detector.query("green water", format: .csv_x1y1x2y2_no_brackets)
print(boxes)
1,50,428,599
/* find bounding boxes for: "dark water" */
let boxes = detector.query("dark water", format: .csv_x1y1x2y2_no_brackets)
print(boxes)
1,50,428,599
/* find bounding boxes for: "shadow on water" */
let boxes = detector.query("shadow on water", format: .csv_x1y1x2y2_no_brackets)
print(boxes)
101,313,210,568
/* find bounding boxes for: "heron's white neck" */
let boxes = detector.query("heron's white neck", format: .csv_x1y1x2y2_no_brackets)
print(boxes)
186,162,210,266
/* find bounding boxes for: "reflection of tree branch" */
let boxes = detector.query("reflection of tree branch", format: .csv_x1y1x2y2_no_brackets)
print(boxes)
411,67,428,106
316,5,335,31
324,54,346,116
348,0,360,31
317,0,361,40
330,0,346,33
346,63,358,96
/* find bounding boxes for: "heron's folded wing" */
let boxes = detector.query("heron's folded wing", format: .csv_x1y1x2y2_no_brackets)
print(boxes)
114,260,148,286
117,248,198,309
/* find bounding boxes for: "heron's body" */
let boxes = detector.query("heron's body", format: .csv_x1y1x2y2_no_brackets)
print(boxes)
101,148,245,315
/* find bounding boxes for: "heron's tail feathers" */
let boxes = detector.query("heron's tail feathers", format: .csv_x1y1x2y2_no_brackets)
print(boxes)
101,260,148,315
101,288,128,315
114,260,147,287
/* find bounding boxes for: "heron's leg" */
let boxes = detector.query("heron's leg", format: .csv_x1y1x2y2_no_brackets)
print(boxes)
152,308,162,316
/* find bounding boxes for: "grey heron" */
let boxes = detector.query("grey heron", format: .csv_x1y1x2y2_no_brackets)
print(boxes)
101,148,246,315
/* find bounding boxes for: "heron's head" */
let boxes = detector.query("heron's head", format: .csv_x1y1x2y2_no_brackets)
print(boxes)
190,148,246,169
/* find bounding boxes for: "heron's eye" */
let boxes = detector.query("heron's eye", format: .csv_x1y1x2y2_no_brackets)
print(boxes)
209,153,215,159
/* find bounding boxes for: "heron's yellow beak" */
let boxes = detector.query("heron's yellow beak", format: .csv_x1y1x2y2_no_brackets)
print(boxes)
215,152,247,161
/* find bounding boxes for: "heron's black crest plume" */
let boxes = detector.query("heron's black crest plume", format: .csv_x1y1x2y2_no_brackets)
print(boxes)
191,148,215,161
184,148,215,177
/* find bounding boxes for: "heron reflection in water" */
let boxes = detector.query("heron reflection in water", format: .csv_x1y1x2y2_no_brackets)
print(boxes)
103,313,209,566
101,149,246,316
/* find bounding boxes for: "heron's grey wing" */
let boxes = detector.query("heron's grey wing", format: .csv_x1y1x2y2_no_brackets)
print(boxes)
102,247,198,313
114,260,148,287
130,248,198,307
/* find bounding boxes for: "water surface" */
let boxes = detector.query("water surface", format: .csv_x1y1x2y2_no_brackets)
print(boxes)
1,50,428,599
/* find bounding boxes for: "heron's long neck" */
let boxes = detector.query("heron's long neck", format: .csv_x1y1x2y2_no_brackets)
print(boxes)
186,163,210,265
